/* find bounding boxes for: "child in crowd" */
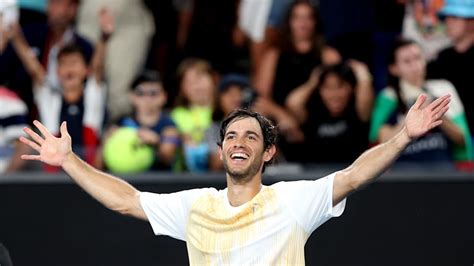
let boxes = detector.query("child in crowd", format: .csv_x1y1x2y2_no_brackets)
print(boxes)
7,7,113,165
370,38,472,166
287,61,374,164
100,70,179,171
171,58,216,172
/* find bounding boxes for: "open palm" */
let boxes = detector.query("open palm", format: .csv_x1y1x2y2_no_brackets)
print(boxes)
20,121,72,167
405,94,451,139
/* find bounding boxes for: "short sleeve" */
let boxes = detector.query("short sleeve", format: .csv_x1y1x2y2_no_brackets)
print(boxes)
273,173,346,234
139,188,212,241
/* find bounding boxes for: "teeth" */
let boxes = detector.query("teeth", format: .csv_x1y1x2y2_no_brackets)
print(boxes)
231,153,248,159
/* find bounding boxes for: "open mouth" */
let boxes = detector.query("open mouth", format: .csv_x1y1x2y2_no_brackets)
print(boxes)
230,152,249,162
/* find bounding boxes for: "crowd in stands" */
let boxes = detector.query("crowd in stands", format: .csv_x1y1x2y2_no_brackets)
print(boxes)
0,0,473,174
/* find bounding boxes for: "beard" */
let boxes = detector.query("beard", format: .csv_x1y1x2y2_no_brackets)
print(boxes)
223,154,263,183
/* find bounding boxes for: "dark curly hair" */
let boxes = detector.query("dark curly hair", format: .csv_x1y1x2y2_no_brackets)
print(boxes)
218,108,278,173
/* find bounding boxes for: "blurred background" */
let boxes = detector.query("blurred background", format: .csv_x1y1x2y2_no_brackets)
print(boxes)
0,0,474,265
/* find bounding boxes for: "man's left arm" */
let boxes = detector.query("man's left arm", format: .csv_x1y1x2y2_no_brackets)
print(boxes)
332,94,451,205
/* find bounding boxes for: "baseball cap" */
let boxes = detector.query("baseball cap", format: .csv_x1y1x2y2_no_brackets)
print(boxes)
439,0,474,19
218,74,250,92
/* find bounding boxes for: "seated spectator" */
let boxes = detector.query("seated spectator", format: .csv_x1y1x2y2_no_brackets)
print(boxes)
288,61,373,164
370,38,472,166
0,0,94,117
7,8,113,165
171,58,216,172
77,0,155,121
99,70,179,172
204,74,258,171
428,0,474,165
253,0,341,161
0,86,30,174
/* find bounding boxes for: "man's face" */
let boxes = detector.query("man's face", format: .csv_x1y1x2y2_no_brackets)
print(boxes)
57,52,88,89
47,0,77,30
219,117,274,181
391,43,426,85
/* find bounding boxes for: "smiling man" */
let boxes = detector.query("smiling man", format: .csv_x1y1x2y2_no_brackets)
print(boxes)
20,94,450,265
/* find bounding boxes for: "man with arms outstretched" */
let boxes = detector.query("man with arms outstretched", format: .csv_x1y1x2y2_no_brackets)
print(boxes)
20,94,451,265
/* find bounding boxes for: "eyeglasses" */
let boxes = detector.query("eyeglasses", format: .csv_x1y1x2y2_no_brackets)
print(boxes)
134,87,161,97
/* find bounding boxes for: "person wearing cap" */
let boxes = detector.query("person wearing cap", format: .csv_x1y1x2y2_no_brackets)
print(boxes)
428,0,474,162
204,74,258,171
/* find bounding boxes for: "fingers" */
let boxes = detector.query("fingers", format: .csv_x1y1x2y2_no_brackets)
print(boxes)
33,120,53,139
413,94,427,110
23,127,45,145
19,136,41,152
427,94,451,111
435,106,449,120
431,97,450,117
60,121,69,138
20,154,41,161
429,120,443,130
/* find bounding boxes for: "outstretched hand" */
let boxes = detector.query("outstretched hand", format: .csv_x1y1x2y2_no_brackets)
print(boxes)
405,94,450,140
20,121,72,167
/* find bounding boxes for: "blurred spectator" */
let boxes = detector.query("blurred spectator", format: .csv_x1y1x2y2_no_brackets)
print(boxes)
174,0,240,75
77,0,154,121
238,0,293,74
319,0,374,64
0,0,93,123
99,70,179,172
428,0,474,162
171,58,216,172
7,7,112,166
0,86,30,174
204,74,258,171
18,0,47,25
372,0,405,92
370,38,472,165
143,1,178,85
287,61,373,164
254,0,340,161
402,0,451,61
0,0,19,54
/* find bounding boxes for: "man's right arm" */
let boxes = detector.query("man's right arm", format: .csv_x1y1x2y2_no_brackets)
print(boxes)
20,120,148,220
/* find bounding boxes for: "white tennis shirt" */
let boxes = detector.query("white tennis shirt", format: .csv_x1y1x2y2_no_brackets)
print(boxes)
140,173,346,265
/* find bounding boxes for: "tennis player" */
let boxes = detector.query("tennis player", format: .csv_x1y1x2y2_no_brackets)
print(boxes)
20,94,451,264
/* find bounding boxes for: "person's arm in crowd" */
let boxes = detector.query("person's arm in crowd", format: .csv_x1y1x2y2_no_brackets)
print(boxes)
285,68,320,123
9,24,45,85
20,121,148,220
439,117,465,146
90,7,114,82
252,97,304,143
5,141,31,174
347,60,374,122
252,48,279,99
321,46,342,66
158,127,180,166
175,0,193,50
332,94,451,205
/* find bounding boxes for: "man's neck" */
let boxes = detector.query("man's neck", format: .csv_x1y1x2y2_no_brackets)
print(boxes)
453,35,474,53
226,174,262,207
293,39,312,53
49,28,68,44
63,84,84,103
